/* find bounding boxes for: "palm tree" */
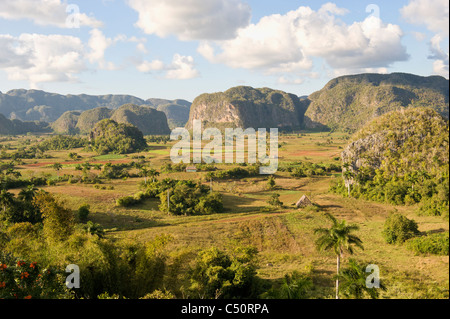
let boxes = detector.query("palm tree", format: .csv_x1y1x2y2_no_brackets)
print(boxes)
338,259,386,299
140,167,150,184
52,163,63,176
18,184,38,202
0,189,14,212
5,168,21,179
314,213,364,299
148,168,160,183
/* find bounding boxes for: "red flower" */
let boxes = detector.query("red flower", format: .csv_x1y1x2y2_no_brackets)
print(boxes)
24,295,32,299
20,272,30,279
0,264,7,270
29,262,37,269
0,282,5,288
17,261,26,267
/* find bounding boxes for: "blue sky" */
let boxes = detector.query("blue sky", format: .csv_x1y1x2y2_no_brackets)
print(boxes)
0,0,448,102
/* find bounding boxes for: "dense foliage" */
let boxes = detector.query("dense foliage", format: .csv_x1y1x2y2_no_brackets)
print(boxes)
406,232,449,256
90,119,147,155
38,135,88,151
333,108,449,218
305,73,449,132
382,212,420,245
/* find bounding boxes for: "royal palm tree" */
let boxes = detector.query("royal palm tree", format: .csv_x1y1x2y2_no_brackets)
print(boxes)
18,184,38,202
148,168,160,183
0,189,14,212
314,213,364,299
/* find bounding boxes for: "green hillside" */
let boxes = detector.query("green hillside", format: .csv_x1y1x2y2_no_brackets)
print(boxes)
186,86,307,131
304,73,449,132
335,107,449,217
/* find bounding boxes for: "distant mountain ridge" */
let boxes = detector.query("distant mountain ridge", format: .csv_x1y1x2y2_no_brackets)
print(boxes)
1,72,448,135
0,89,191,127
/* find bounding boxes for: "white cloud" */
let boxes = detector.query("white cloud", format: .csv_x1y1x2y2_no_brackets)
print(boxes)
0,33,86,87
198,4,408,76
166,54,199,79
401,0,449,78
87,29,118,70
401,0,449,36
137,60,165,73
127,0,251,41
0,0,102,28
429,34,449,77
277,76,304,85
137,54,200,80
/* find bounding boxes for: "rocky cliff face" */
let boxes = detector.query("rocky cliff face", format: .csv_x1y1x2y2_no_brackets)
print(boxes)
304,73,449,132
186,86,307,131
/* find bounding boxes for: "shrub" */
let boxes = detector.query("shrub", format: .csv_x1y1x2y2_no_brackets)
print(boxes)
382,212,420,244
116,196,139,207
268,193,283,207
406,232,449,256
77,204,90,223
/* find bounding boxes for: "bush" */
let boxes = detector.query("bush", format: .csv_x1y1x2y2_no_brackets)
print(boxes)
268,193,283,207
116,196,139,207
406,232,449,256
77,204,90,223
188,246,262,299
382,212,420,244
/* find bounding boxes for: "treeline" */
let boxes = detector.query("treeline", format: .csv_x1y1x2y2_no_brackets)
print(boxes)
117,178,224,216
279,161,342,178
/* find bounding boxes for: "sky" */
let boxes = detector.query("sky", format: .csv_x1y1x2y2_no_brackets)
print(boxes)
0,0,448,102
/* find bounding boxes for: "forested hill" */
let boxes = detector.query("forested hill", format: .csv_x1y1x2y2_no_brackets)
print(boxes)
336,107,449,217
304,73,449,132
186,86,308,131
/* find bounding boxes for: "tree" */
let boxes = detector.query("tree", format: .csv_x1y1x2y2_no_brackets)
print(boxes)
277,271,313,299
51,163,63,176
188,246,260,299
267,176,276,190
268,193,283,207
338,259,386,299
18,185,38,202
148,169,160,183
0,189,14,213
33,191,74,242
314,213,364,299
77,204,90,223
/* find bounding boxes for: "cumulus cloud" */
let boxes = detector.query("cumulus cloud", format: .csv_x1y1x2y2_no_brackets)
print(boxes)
0,0,102,28
198,3,409,77
127,0,251,41
137,54,199,80
401,0,449,36
401,0,449,77
0,33,86,87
